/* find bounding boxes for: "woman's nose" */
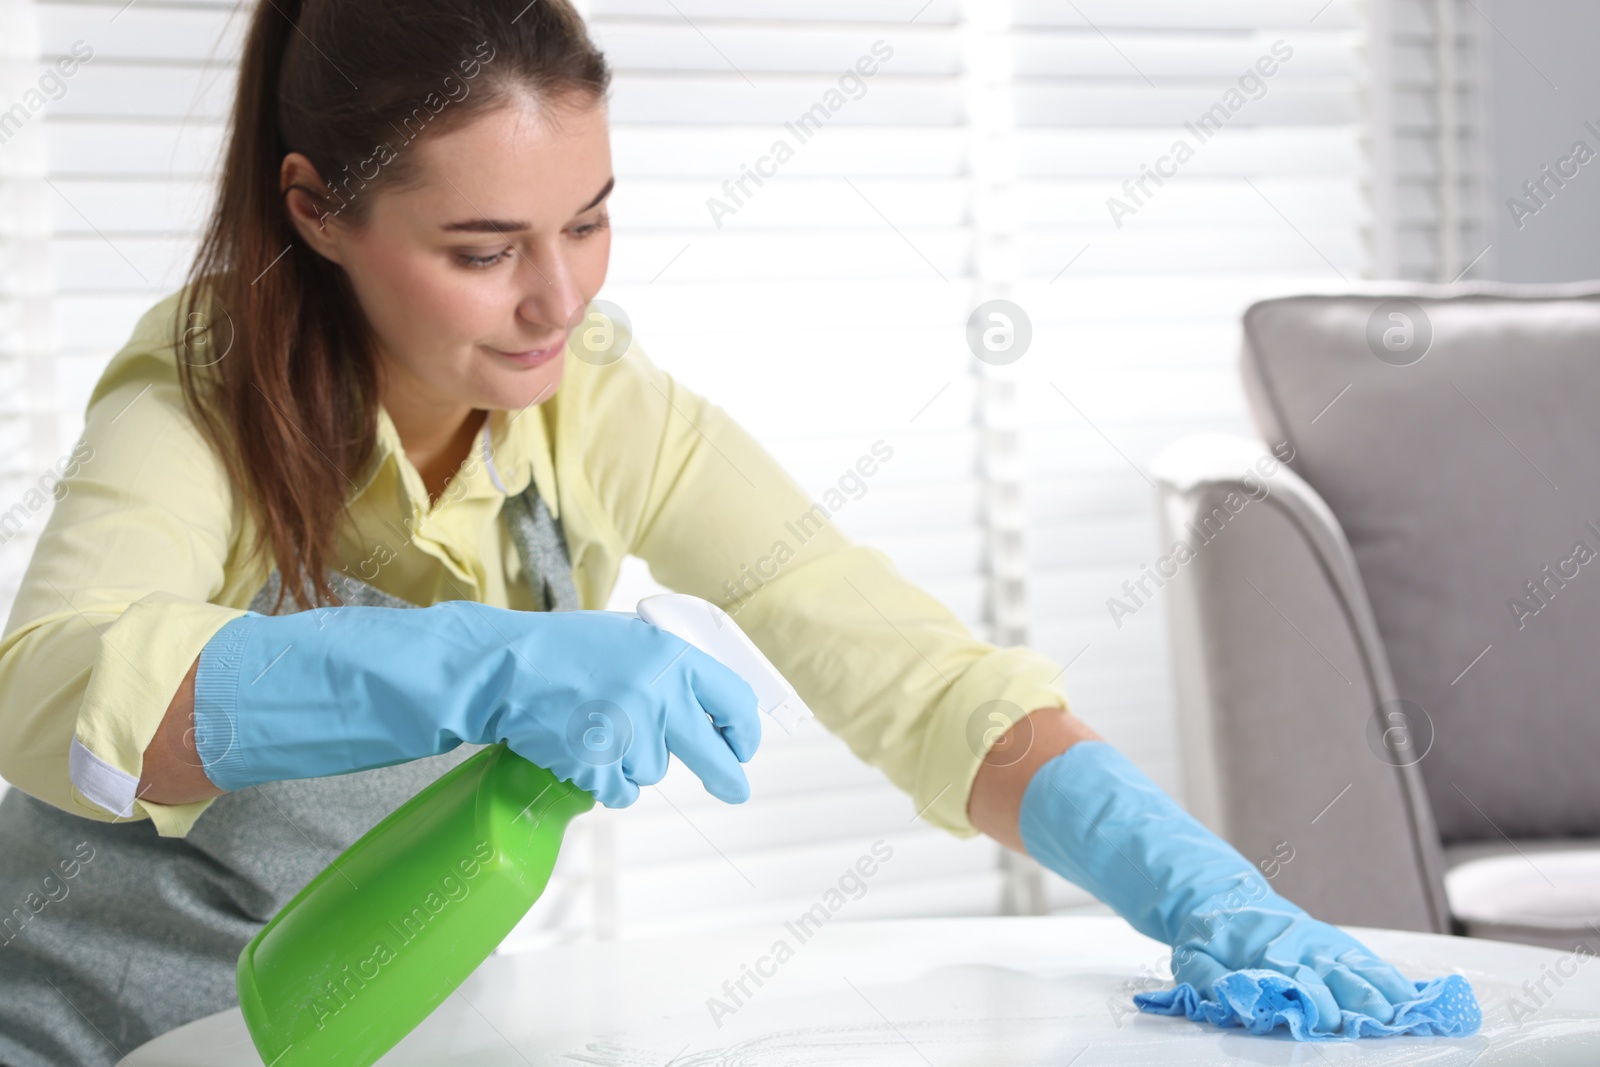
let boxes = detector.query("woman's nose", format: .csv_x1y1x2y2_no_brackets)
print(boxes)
513,243,586,328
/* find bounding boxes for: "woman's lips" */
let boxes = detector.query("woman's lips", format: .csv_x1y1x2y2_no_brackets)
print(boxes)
491,340,564,368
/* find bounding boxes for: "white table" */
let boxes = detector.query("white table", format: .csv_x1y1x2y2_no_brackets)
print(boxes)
119,915,1600,1066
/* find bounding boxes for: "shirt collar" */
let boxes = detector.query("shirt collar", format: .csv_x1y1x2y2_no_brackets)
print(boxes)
357,402,559,520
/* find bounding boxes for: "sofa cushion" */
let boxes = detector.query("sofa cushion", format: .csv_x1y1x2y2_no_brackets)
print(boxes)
1241,286,1600,843
1445,841,1600,952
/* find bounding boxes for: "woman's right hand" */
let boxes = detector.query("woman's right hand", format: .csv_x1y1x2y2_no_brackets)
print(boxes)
479,607,762,805
181,600,762,807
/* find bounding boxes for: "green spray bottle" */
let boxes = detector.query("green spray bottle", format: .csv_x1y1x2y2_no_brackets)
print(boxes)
235,593,813,1067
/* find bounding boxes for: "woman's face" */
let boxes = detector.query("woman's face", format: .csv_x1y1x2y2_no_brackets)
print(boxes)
285,90,614,419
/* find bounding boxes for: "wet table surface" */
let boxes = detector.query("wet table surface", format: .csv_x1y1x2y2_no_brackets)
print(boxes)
119,915,1600,1066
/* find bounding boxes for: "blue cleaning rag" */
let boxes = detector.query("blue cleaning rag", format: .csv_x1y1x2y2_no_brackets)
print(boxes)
1135,971,1482,1041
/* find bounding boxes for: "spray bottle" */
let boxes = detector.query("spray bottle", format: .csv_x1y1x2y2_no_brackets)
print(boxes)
234,593,812,1067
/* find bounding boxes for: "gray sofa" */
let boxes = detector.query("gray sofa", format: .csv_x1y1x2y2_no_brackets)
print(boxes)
1150,284,1600,952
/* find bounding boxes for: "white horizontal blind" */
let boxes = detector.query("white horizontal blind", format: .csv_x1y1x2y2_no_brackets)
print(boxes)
519,0,1031,946
0,0,49,624
34,0,238,433
0,0,54,803
6,0,1447,937
1001,1,1384,910
1380,0,1492,281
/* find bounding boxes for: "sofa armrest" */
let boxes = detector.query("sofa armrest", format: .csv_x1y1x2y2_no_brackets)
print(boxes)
1150,433,1451,933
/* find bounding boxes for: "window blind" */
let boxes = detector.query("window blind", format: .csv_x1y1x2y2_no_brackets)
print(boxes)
1,0,58,617
0,0,1482,932
1005,0,1401,911
1378,0,1492,281
531,0,1031,946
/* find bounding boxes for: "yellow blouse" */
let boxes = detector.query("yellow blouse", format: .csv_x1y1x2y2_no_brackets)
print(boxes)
0,288,1070,840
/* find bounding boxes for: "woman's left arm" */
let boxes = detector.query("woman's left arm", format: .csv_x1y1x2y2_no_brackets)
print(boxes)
569,340,1475,1038
965,705,1101,851
560,334,1075,839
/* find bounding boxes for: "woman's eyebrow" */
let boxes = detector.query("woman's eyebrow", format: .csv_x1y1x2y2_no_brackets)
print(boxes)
441,217,528,233
578,176,615,212
440,176,615,233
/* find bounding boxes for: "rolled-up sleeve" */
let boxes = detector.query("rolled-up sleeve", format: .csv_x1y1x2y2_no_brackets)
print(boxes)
0,296,247,838
582,334,1071,839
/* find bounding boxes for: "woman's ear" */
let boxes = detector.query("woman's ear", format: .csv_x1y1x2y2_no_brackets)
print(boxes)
279,152,346,263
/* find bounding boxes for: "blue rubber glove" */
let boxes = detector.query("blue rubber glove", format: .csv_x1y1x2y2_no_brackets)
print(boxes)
1017,740,1481,1040
192,601,760,807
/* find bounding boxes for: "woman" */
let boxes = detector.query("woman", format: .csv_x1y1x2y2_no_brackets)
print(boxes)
0,1,1472,1062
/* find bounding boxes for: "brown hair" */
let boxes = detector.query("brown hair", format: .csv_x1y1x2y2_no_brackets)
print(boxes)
174,0,610,612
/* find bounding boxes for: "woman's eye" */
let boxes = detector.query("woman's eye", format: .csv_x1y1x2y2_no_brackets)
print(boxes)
572,213,610,239
456,248,513,269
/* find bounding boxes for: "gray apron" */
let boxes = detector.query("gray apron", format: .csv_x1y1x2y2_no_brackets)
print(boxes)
0,483,580,1067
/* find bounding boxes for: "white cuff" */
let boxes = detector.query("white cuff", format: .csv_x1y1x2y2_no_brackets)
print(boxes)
69,737,138,818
